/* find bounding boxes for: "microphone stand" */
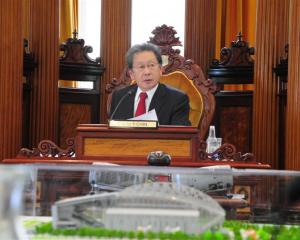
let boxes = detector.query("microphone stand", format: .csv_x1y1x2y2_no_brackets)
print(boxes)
109,90,133,121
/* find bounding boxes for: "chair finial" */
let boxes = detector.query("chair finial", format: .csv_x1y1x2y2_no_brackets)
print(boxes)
72,29,78,39
236,32,243,42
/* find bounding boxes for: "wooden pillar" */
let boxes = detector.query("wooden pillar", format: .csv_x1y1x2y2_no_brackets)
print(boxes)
285,0,300,170
29,0,59,147
100,0,132,122
0,0,23,160
252,0,289,168
185,0,217,76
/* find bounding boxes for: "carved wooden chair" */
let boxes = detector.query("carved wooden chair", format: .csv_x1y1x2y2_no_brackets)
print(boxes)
106,25,217,140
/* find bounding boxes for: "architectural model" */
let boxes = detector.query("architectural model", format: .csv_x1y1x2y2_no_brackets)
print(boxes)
52,182,225,234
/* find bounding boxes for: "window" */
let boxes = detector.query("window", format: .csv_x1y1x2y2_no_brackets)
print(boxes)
78,0,101,60
131,0,185,54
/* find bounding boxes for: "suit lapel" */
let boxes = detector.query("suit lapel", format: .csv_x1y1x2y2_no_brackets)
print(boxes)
149,83,167,115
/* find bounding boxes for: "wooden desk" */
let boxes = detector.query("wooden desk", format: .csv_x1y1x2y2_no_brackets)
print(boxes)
4,124,271,217
4,124,270,169
75,124,200,162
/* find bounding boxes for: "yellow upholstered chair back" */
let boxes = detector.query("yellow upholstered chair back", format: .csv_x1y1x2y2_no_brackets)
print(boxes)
160,71,203,127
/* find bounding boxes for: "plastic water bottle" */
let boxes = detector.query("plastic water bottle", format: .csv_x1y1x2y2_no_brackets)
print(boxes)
206,125,218,153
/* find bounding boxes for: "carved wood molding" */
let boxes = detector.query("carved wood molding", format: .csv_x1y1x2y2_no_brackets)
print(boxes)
105,68,132,94
17,137,255,163
18,138,75,158
60,30,101,65
149,24,182,55
199,141,255,162
212,32,254,67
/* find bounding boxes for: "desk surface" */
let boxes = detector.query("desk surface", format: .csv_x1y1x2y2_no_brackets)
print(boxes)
3,157,271,169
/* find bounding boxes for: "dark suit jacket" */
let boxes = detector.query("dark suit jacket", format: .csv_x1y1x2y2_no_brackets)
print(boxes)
109,83,191,126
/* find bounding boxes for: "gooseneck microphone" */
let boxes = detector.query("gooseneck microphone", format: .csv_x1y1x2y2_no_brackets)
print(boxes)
109,90,133,120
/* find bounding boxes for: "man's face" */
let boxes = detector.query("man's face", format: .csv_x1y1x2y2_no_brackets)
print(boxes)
129,51,162,92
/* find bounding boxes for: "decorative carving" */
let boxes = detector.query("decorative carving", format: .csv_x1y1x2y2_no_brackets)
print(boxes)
105,68,132,94
149,24,182,55
212,32,254,67
18,138,75,158
198,141,255,162
106,24,217,139
198,140,209,160
60,30,101,64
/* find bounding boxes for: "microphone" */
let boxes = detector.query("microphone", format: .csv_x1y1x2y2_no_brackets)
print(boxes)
109,90,133,120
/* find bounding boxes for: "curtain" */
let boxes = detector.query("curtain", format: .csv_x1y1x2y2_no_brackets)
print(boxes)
215,0,256,90
60,0,78,43
59,0,79,87
23,0,30,40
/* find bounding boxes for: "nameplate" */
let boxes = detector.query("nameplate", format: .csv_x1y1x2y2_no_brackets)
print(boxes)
108,120,158,129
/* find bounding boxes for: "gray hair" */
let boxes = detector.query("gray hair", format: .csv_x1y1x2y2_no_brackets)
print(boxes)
126,43,162,69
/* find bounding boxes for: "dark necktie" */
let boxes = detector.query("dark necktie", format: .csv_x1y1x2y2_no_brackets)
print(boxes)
135,92,148,117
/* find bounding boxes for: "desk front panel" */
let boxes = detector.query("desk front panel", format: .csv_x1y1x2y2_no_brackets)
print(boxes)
84,138,191,157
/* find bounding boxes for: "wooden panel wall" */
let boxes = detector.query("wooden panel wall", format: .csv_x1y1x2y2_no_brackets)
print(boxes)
0,0,23,160
217,95,253,154
28,0,60,147
100,0,132,122
252,0,289,168
59,103,91,148
185,0,217,76
285,0,300,170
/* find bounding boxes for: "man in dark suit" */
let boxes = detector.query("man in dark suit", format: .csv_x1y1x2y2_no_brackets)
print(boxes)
109,43,191,126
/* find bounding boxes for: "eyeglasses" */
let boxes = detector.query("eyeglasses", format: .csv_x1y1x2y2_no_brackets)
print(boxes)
133,62,160,72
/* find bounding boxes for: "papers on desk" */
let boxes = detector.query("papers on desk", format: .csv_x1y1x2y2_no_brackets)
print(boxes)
92,162,120,166
129,109,158,121
200,165,232,170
